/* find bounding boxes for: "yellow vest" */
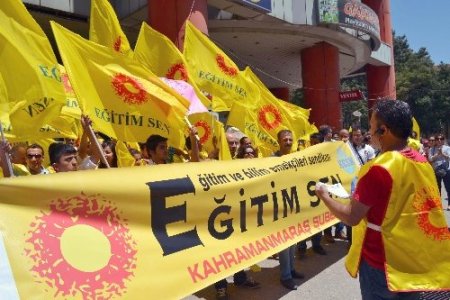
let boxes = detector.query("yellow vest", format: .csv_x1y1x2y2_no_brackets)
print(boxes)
346,150,450,291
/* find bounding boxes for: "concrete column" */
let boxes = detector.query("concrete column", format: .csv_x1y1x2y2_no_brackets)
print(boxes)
301,42,341,129
269,87,290,102
363,0,396,109
148,0,208,50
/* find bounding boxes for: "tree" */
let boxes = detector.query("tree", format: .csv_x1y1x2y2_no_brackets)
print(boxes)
394,33,450,136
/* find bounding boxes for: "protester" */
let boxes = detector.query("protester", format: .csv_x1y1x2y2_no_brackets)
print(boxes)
339,129,350,142
273,129,305,290
48,142,78,172
315,100,450,299
10,143,27,165
428,133,450,207
298,132,328,258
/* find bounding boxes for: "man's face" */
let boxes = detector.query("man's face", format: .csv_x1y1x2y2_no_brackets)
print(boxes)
339,130,349,142
26,148,44,174
226,134,239,155
324,130,333,141
150,141,168,164
278,132,293,154
351,129,364,146
54,153,78,172
241,137,252,148
11,146,26,165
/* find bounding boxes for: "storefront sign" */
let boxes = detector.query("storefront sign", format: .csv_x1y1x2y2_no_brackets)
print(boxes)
339,89,364,102
317,0,380,49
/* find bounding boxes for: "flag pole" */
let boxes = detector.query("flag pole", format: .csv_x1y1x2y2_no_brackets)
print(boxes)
184,116,200,142
82,115,110,168
0,122,14,177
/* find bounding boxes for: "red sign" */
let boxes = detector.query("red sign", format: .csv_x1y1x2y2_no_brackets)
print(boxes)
339,90,364,102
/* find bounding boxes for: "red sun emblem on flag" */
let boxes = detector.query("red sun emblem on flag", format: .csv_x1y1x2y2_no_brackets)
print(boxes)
194,120,212,145
166,63,188,81
113,36,122,52
112,73,148,105
24,193,137,299
216,54,238,77
258,104,282,131
61,72,74,94
412,187,450,241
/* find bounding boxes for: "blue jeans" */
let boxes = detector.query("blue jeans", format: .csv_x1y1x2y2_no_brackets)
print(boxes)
359,259,420,300
279,245,296,280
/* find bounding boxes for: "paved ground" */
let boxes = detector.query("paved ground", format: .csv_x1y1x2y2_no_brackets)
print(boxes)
184,187,449,300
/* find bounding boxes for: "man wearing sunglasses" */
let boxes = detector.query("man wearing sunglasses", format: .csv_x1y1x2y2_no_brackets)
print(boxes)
1,141,49,177
23,144,50,175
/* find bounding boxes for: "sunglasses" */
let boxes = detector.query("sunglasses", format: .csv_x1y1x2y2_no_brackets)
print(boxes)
27,154,43,159
437,137,444,141
429,139,435,142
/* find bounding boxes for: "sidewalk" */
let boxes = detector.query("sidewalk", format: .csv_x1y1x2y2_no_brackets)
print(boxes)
185,187,449,300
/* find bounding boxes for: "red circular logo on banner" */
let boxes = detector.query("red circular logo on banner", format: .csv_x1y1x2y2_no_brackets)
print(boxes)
166,63,188,81
258,104,282,130
216,54,238,77
24,193,137,299
194,120,212,145
112,73,148,105
412,187,450,241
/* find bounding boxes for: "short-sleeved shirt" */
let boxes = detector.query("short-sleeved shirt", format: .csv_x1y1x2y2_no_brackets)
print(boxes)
353,148,424,270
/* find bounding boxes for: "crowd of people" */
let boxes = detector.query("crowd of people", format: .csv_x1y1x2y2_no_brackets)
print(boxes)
0,101,449,300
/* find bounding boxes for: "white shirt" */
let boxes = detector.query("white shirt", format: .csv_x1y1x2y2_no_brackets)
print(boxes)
354,144,375,164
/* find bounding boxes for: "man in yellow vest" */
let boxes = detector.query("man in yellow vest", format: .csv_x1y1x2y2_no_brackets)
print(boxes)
315,100,450,299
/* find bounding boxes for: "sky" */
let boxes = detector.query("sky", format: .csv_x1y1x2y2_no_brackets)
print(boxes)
390,0,450,64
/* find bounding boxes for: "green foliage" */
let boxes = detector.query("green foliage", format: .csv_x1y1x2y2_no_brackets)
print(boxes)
394,33,450,136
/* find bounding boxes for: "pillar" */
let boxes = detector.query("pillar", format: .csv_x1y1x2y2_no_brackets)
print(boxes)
301,42,341,129
270,87,290,102
148,0,208,50
363,0,396,109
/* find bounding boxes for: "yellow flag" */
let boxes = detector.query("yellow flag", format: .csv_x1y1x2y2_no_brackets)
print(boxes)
89,0,131,56
188,112,231,160
116,140,136,167
227,101,279,157
0,72,14,139
51,22,189,147
133,23,221,111
183,21,260,111
0,1,66,137
243,67,312,140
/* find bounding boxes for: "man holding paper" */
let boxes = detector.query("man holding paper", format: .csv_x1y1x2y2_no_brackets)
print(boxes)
315,100,450,299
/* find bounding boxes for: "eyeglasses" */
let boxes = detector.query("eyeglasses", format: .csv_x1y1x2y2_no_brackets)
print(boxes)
429,139,435,142
27,154,42,159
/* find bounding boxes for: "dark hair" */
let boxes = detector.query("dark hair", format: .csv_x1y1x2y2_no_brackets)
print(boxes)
146,135,168,152
277,129,292,140
236,145,258,159
373,100,412,139
26,143,44,155
310,132,324,143
49,143,77,164
99,140,117,168
319,125,332,136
